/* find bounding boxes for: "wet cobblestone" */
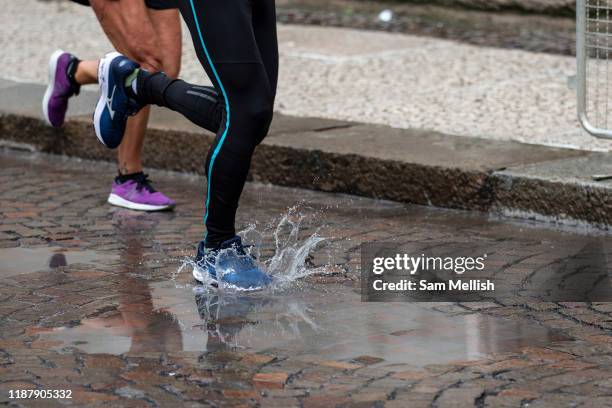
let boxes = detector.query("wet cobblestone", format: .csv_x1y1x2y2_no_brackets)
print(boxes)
0,151,611,407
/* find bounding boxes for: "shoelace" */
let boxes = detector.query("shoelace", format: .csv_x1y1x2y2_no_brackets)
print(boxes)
133,173,157,193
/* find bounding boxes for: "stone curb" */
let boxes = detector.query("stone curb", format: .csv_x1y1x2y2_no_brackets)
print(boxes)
1,110,610,229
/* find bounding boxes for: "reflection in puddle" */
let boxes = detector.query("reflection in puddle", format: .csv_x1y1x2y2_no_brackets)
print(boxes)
41,282,569,367
0,246,117,278
188,285,569,365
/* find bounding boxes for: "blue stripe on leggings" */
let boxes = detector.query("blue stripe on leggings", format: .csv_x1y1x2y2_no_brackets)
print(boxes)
188,0,231,241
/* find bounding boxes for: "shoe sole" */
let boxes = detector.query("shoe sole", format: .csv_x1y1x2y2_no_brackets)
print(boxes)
107,193,175,212
42,49,64,127
93,52,121,147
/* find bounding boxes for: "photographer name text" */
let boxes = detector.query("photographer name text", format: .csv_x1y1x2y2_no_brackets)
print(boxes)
372,279,494,292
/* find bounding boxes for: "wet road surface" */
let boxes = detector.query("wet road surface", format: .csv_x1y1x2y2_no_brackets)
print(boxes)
1,151,612,407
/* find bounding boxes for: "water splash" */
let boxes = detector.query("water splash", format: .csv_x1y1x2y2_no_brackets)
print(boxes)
264,207,326,286
177,206,326,292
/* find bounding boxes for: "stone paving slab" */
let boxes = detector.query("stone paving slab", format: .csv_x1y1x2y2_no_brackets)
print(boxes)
135,106,353,139
0,151,611,407
0,82,98,120
264,123,584,171
491,154,612,226
1,79,611,228
499,152,612,182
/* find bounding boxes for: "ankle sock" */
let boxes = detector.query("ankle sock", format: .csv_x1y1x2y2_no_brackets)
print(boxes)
135,70,177,107
65,57,81,94
124,69,140,98
116,171,144,183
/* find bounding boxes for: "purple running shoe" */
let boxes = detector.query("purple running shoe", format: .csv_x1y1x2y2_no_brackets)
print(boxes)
42,50,80,127
108,173,176,212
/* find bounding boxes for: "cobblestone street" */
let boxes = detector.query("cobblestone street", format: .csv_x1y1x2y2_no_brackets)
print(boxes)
0,151,611,407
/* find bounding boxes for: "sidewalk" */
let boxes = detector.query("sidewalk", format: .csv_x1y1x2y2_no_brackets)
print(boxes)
4,0,612,152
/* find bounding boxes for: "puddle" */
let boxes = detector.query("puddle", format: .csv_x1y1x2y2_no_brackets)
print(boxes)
36,206,570,367
0,246,117,278
40,282,569,368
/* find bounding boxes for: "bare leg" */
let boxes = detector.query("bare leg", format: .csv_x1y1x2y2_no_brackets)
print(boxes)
74,60,99,85
117,108,150,174
118,7,181,174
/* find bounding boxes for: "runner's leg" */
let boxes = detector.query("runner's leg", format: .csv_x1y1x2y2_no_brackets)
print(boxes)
90,0,180,175
74,60,99,85
134,0,276,247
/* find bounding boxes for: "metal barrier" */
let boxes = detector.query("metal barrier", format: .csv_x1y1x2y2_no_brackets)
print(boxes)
577,0,612,139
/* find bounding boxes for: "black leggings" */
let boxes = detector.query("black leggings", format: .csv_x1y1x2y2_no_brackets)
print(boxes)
135,0,278,248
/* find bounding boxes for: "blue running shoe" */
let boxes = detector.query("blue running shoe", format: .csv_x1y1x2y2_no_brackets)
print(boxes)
93,52,142,149
193,236,273,291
